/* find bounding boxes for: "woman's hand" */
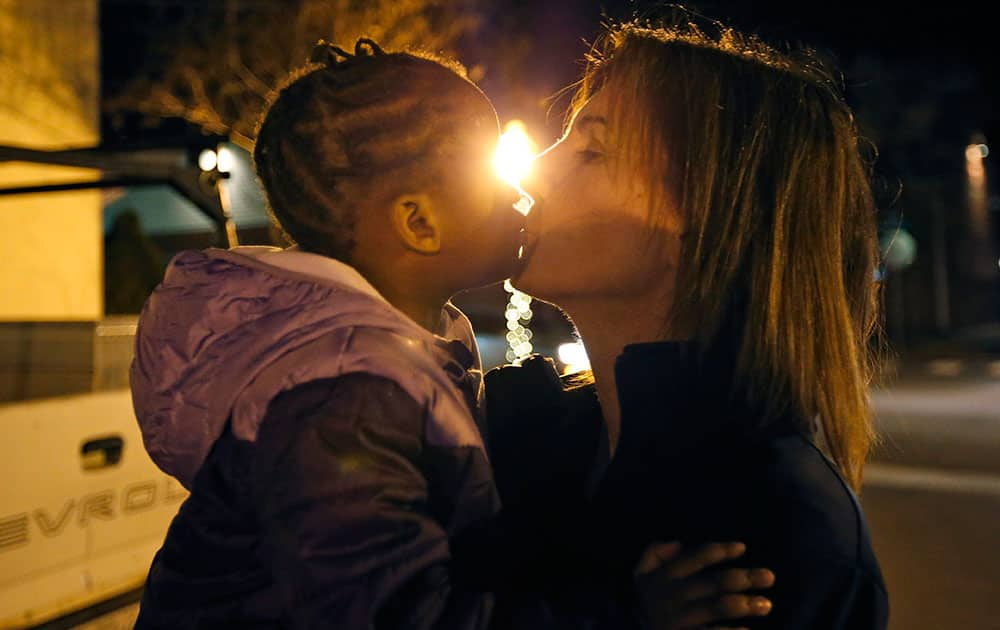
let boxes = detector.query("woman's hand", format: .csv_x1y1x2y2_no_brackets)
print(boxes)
634,541,775,630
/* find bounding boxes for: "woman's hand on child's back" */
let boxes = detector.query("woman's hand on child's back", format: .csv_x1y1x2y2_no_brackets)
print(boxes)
634,541,774,630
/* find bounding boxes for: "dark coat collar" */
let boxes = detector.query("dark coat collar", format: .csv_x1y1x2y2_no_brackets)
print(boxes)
612,341,806,462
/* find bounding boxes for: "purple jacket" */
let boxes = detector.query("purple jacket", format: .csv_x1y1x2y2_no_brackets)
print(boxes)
131,246,486,491
130,247,503,629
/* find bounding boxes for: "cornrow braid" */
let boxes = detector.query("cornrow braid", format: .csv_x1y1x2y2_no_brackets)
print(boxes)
253,38,473,261
308,38,386,65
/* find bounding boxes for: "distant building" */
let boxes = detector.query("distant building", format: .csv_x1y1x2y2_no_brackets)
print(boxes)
851,53,998,345
0,0,102,321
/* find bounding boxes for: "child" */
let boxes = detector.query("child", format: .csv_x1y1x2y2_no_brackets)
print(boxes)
130,38,526,629
130,39,771,629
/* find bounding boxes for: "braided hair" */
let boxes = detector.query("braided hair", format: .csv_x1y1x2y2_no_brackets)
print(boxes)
254,39,474,261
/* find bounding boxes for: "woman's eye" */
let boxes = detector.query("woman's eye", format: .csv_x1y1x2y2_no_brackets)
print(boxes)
579,149,605,163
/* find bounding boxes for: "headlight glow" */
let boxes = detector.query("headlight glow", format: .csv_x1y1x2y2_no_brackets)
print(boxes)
495,120,536,216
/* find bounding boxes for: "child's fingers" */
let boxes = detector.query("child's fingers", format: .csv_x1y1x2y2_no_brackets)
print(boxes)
634,541,683,576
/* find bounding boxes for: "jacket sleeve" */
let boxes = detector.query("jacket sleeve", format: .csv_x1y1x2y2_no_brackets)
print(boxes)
252,373,492,630
739,491,889,630
742,457,890,630
742,556,888,629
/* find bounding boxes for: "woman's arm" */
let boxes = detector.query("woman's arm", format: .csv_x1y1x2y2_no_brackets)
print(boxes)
742,555,887,630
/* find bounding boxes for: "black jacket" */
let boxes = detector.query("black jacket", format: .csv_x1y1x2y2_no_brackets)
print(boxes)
136,371,602,630
485,343,889,629
136,374,502,629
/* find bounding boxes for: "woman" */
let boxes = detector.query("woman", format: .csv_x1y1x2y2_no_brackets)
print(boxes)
496,15,889,629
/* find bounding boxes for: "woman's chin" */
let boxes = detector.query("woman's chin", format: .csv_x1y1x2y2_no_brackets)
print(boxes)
509,238,593,303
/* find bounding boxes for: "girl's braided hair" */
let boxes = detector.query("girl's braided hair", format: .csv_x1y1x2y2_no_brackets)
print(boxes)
254,38,471,261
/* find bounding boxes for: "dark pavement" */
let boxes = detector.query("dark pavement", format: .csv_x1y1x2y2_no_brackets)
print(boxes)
863,356,1000,630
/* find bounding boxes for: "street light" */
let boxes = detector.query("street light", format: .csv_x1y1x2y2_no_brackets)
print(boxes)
198,146,235,174
196,144,238,247
966,136,991,280
558,341,591,374
495,120,536,216
216,146,235,173
198,148,217,172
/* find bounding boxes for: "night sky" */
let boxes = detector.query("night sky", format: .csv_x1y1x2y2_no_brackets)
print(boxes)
100,0,999,143
527,1,998,141
699,0,997,134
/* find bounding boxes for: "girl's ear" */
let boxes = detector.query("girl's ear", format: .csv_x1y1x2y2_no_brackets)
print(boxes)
390,193,441,255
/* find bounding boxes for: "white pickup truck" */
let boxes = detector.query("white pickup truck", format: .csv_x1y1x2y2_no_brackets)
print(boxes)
0,323,186,628
0,141,246,628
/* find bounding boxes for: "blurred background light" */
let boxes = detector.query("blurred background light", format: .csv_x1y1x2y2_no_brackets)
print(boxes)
881,228,918,271
966,143,987,179
503,279,535,363
216,146,235,173
557,341,591,374
197,148,217,172
966,143,989,160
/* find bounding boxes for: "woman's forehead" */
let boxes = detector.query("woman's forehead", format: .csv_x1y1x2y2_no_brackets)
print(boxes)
569,90,611,132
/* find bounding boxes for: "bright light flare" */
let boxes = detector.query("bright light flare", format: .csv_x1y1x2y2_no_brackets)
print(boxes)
495,120,537,216
217,146,235,173
558,341,591,374
495,121,535,186
199,146,236,173
198,149,218,172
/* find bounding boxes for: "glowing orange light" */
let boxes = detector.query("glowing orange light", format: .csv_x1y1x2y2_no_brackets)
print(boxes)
967,143,986,180
558,342,591,374
495,120,536,215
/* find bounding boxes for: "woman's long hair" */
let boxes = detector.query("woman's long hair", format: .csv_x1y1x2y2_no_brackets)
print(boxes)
574,18,882,490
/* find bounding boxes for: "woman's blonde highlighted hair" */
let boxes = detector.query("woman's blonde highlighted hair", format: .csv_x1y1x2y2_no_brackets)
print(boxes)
573,16,882,490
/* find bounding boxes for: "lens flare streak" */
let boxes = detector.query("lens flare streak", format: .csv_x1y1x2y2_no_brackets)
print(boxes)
495,120,536,216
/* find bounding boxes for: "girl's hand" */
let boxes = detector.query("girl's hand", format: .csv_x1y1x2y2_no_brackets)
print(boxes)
634,541,775,630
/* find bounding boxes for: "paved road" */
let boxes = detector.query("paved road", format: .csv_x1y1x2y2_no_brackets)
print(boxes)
864,367,1000,630
862,479,1000,630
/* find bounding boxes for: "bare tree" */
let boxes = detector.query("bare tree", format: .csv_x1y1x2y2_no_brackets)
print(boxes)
106,0,485,150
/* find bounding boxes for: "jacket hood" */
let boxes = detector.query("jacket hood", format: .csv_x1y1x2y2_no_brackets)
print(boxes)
131,247,481,488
